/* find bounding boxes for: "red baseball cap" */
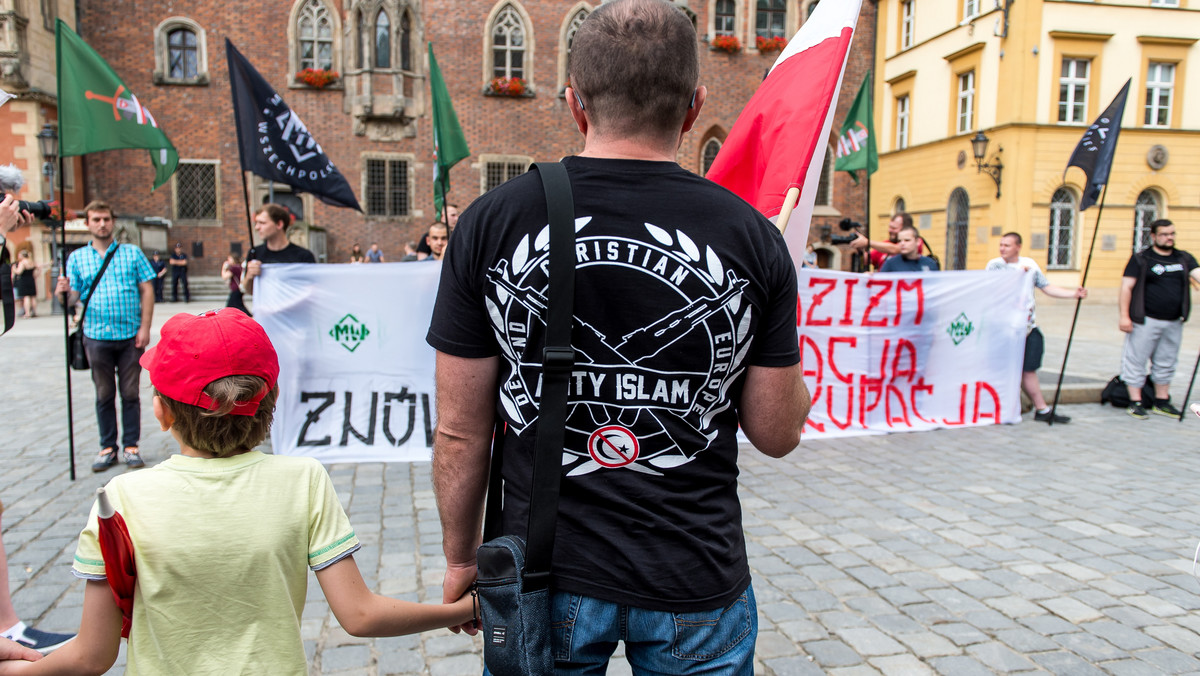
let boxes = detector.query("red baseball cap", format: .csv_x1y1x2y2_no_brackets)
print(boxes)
140,309,279,416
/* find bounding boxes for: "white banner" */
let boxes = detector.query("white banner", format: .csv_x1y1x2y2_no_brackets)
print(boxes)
798,268,1030,438
255,262,441,462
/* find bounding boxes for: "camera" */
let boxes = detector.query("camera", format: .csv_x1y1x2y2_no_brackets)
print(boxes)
829,218,862,246
2,195,53,220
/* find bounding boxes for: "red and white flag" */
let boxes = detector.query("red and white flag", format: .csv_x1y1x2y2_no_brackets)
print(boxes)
705,0,863,269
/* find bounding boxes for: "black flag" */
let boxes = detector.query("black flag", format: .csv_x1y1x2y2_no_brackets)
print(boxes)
226,39,361,211
1064,78,1130,211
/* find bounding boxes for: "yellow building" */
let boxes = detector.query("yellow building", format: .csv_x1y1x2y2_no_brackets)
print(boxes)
872,0,1199,289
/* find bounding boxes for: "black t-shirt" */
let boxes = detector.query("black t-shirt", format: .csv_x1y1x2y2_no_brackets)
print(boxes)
1125,249,1197,320
427,156,800,612
248,243,316,265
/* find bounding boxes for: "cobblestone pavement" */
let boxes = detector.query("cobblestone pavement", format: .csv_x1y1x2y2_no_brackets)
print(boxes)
3,300,1200,675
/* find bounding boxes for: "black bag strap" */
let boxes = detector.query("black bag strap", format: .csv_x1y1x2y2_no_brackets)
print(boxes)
77,244,121,326
522,162,576,590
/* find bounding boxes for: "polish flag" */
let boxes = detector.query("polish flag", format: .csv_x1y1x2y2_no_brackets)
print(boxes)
705,0,863,269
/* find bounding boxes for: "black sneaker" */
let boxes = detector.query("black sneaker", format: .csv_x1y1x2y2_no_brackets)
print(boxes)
5,623,75,654
91,447,118,472
1127,402,1149,419
1034,409,1071,424
1153,401,1182,417
123,446,145,469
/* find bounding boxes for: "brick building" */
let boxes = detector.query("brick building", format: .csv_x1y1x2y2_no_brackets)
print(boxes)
75,0,875,276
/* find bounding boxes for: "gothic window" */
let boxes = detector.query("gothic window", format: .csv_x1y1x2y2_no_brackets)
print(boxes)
375,10,391,68
701,138,721,175
492,4,526,80
400,11,413,71
297,0,334,71
168,29,198,80
814,146,833,206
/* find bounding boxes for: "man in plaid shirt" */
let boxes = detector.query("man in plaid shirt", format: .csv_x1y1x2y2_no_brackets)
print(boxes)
56,201,156,472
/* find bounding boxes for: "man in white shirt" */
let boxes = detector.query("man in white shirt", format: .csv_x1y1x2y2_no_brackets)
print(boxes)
985,232,1087,423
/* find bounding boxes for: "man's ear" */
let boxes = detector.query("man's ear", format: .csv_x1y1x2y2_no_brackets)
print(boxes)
566,87,589,136
681,86,707,134
153,395,174,431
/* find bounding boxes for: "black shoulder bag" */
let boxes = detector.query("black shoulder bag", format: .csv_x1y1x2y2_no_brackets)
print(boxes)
475,162,575,676
68,244,121,371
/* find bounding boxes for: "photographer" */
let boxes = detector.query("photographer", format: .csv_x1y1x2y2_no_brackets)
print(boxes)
852,212,909,270
0,164,43,336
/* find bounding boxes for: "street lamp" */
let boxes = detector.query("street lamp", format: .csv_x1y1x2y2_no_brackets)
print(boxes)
36,123,62,314
970,130,1003,198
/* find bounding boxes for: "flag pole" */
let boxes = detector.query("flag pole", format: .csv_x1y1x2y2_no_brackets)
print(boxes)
1179,350,1200,422
441,171,450,229
1048,181,1108,425
240,170,254,248
776,187,801,235
58,152,76,480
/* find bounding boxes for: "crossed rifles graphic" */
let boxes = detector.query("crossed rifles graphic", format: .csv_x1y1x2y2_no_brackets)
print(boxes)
84,85,160,127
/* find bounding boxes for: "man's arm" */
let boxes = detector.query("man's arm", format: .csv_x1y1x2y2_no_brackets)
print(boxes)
739,363,810,458
136,281,154,349
1118,276,1136,333
432,352,498,635
851,233,901,256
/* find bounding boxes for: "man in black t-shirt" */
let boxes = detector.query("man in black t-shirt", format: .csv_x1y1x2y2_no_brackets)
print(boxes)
241,203,316,297
1119,219,1200,418
427,1,810,671
169,242,189,303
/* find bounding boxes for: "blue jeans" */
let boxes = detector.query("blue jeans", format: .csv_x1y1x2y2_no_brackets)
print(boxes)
83,336,143,450
538,585,756,675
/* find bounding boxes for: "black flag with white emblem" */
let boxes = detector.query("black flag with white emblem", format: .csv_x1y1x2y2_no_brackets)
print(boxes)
1064,78,1130,211
226,39,362,211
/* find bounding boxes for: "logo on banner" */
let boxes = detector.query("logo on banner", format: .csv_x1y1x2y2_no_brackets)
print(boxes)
946,312,974,345
329,314,370,352
486,219,752,477
257,94,337,181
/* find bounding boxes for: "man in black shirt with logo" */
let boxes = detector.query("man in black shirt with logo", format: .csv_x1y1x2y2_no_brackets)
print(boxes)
1119,219,1200,418
241,203,316,298
427,1,810,671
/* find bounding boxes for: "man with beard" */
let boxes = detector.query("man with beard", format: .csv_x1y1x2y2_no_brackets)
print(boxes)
1119,219,1200,418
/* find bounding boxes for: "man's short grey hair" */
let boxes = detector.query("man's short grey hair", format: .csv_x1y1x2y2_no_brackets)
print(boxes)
0,165,25,195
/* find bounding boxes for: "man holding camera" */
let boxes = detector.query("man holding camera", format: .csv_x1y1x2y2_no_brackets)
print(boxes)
853,212,911,270
56,201,156,472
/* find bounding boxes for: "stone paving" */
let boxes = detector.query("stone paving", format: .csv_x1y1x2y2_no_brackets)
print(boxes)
3,298,1200,675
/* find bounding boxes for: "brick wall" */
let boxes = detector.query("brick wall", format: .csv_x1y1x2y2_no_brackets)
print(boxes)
78,0,875,275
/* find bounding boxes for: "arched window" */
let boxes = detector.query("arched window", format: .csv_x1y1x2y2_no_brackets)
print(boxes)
702,138,721,175
1133,189,1160,253
894,197,906,215
297,0,334,71
814,146,833,206
1048,188,1076,269
400,11,412,71
375,10,391,68
714,0,736,36
492,4,526,80
946,188,969,270
168,29,198,79
153,17,209,85
356,10,368,69
561,6,590,87
756,0,786,39
806,0,820,18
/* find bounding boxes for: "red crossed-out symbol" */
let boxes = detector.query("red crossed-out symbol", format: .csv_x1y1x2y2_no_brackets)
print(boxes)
587,426,639,468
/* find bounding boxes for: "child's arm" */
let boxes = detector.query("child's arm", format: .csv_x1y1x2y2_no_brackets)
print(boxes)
315,556,475,637
0,581,122,676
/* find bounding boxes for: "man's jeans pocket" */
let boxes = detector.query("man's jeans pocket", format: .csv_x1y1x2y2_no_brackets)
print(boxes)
671,590,754,661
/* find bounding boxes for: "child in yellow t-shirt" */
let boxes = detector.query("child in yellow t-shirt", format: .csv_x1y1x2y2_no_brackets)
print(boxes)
0,309,474,675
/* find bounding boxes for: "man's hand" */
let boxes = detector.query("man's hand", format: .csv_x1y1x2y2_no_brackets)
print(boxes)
0,195,20,236
135,325,151,349
0,636,42,663
55,275,71,296
1075,287,1088,299
850,233,869,250
442,561,479,636
1119,317,1132,333
244,259,262,281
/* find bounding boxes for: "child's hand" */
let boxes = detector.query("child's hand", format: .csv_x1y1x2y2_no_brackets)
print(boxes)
448,589,478,633
0,637,41,663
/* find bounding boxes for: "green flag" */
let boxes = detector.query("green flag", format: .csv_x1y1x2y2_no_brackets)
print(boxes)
429,43,470,219
833,73,878,185
56,19,178,190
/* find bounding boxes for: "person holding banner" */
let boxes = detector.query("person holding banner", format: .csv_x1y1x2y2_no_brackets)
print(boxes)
242,204,316,297
880,225,939,273
986,233,1086,424
428,0,809,670
1119,219,1199,419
